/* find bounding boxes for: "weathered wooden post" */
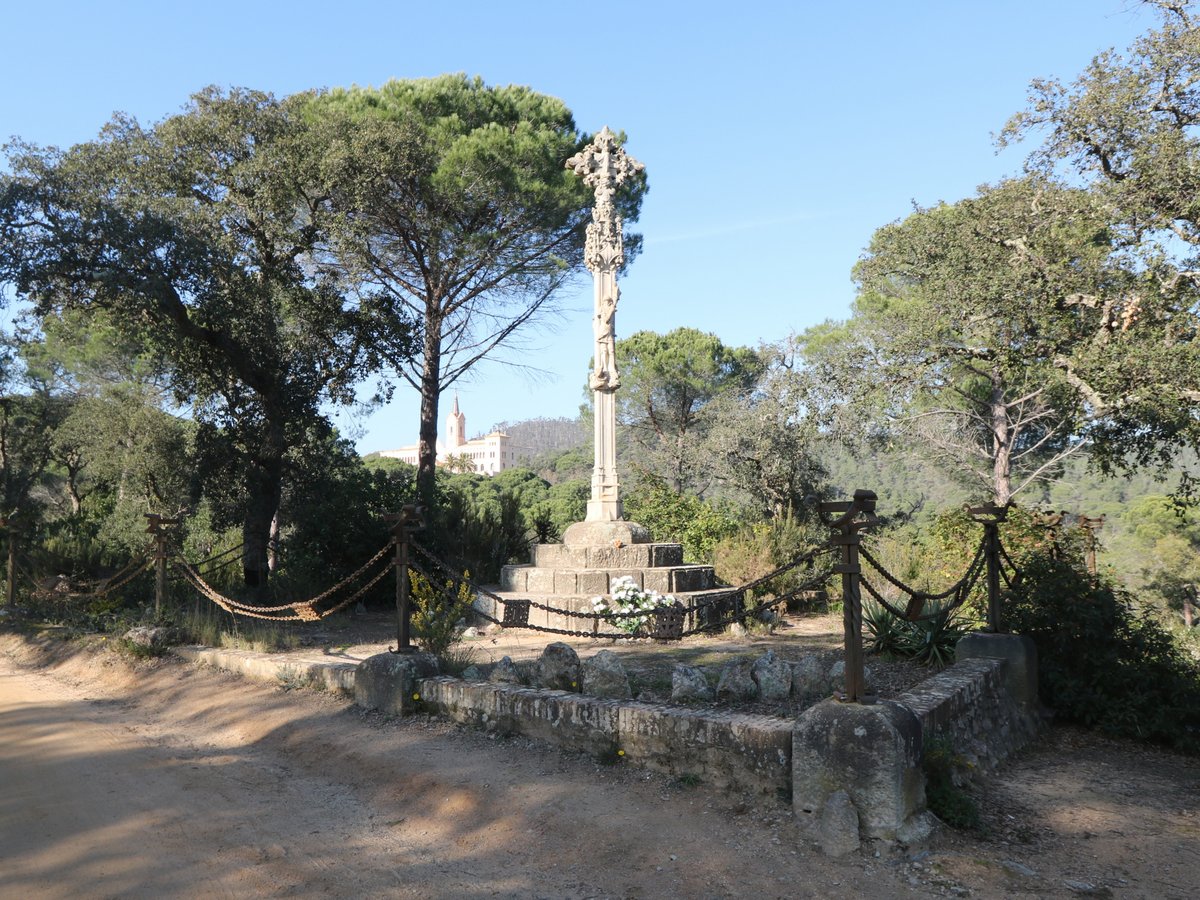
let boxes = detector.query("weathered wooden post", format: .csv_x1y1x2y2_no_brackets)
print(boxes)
386,505,425,653
819,490,878,703
144,513,179,617
2,518,15,609
967,502,1009,633
1077,514,1105,576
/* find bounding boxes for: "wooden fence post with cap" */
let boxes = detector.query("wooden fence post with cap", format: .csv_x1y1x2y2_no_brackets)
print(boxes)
967,501,1009,633
1077,514,1105,576
385,505,425,654
818,489,878,703
144,513,180,618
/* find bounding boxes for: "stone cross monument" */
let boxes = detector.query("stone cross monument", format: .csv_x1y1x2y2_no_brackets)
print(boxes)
562,127,649,547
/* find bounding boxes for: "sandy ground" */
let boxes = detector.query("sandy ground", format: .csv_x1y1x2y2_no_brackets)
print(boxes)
1,630,1198,899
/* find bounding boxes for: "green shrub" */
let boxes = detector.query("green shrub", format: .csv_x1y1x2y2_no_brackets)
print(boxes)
622,476,740,563
922,737,980,829
863,599,973,667
409,568,475,655
1005,553,1200,752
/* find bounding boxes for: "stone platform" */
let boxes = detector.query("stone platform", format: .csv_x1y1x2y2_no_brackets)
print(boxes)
489,541,738,633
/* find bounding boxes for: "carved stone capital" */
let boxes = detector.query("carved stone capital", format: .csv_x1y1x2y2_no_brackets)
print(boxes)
585,217,625,272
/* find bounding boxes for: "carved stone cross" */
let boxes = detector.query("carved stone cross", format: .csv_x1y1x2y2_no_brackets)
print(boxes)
562,127,648,540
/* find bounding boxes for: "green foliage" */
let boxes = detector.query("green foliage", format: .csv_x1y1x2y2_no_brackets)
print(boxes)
862,600,972,668
702,340,827,518
922,737,980,829
0,87,417,586
614,328,761,493
622,476,740,563
711,511,825,597
803,177,1142,505
409,568,475,656
1001,2,1200,474
310,75,645,509
1005,553,1200,751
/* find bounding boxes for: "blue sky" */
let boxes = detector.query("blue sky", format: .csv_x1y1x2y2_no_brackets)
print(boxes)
0,1,1157,453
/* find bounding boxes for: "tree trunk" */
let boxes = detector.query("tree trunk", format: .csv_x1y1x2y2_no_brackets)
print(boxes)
268,510,280,574
242,421,285,594
416,326,443,514
991,371,1012,506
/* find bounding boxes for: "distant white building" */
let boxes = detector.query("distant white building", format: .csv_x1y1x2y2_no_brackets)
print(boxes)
377,396,518,475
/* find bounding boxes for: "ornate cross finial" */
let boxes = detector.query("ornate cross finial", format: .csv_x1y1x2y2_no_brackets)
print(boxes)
567,126,643,214
567,127,643,273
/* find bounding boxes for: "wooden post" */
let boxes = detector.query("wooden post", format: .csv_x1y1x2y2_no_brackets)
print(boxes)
2,518,14,609
818,490,878,703
1077,514,1105,576
144,514,179,618
967,502,1009,633
385,505,425,654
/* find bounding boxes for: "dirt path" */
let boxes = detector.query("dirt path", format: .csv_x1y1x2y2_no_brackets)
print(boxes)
2,632,1197,899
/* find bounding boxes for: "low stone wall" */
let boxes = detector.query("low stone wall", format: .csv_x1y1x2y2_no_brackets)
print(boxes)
416,676,793,796
174,646,358,695
897,656,1040,779
173,631,1042,853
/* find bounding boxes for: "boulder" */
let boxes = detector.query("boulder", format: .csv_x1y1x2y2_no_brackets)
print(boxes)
123,626,178,650
751,650,792,701
354,651,439,716
792,655,828,699
794,700,925,842
671,664,715,702
488,656,522,684
536,642,581,691
459,665,483,681
716,659,758,702
828,660,873,694
581,650,632,699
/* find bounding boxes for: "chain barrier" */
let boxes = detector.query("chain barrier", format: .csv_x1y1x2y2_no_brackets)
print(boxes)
857,537,988,622
28,554,156,601
172,539,395,622
997,541,1022,589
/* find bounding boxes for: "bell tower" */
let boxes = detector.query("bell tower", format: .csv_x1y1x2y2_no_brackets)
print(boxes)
446,393,466,449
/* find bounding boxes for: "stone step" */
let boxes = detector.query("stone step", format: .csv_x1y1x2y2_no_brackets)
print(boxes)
476,587,743,635
531,541,684,569
500,562,716,595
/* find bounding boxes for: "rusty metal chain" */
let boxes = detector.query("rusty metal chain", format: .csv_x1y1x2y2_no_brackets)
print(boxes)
30,556,155,601
859,547,986,623
858,537,987,607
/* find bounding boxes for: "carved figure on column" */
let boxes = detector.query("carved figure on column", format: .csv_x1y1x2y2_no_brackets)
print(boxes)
591,284,619,391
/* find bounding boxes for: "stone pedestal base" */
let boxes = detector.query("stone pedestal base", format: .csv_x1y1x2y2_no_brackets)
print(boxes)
353,651,440,717
955,632,1039,713
793,700,930,845
562,519,651,548
490,538,734,633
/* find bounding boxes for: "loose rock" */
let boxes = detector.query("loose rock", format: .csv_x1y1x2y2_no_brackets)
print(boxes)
581,650,632,699
123,626,178,650
488,656,522,684
716,659,758,702
828,660,872,693
536,642,581,691
791,654,827,699
751,650,792,701
671,664,715,702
